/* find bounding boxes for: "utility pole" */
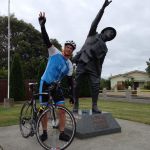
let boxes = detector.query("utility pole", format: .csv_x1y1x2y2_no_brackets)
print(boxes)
4,0,13,107
8,0,10,98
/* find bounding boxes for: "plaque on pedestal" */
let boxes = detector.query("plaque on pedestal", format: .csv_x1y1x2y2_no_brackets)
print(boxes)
72,110,121,139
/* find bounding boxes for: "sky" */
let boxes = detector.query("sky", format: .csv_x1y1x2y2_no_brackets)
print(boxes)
0,0,150,78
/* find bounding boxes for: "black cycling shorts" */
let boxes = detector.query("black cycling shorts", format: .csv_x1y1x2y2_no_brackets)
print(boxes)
39,80,64,105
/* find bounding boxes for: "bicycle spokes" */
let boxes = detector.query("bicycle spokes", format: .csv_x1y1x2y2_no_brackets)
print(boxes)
36,106,76,150
20,101,37,138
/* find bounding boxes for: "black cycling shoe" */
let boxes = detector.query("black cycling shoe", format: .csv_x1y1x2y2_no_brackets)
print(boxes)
40,133,48,142
92,106,102,114
59,132,70,142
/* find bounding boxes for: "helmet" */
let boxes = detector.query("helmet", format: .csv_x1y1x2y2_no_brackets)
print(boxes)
65,40,76,50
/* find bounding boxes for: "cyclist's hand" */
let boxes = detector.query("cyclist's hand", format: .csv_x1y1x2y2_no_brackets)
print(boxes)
38,12,46,26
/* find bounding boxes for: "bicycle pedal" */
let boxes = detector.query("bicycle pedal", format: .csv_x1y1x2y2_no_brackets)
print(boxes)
21,120,25,125
30,131,35,137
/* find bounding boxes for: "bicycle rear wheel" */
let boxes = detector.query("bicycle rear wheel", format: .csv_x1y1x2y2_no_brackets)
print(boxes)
19,101,35,138
36,105,76,150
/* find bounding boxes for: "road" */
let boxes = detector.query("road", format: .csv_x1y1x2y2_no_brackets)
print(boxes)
0,119,150,150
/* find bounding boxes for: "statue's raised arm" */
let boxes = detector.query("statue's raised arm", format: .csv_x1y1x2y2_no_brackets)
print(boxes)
88,0,112,36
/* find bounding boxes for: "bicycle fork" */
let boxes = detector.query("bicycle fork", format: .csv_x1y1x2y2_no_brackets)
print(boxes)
51,106,59,129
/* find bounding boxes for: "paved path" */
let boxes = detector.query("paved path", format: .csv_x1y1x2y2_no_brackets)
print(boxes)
0,119,150,150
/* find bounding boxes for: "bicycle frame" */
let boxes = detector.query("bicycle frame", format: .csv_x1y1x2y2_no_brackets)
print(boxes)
20,82,76,150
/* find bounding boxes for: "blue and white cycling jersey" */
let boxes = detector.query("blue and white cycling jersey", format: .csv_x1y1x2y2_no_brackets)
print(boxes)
41,45,73,84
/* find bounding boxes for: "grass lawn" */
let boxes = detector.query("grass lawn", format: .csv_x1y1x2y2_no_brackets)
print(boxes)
0,98,150,127
0,104,21,127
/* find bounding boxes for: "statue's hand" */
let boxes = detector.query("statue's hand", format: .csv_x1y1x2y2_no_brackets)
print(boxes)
103,0,112,8
38,12,46,26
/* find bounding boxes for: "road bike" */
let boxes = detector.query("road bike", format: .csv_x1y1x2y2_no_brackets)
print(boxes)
19,82,76,150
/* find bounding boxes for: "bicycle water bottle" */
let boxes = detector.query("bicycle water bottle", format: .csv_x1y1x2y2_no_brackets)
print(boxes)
38,105,46,114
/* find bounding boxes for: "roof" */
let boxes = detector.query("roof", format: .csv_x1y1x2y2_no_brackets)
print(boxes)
110,70,147,79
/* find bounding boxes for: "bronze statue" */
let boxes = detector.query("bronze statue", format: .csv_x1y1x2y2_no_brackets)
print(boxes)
73,0,117,113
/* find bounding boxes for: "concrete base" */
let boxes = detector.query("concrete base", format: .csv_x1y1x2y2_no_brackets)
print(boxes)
4,98,14,108
73,110,121,139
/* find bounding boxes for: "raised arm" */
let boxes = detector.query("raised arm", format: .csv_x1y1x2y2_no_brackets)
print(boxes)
88,0,112,36
38,12,52,48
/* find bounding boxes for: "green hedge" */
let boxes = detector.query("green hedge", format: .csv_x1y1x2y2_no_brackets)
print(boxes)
0,69,7,79
10,54,25,101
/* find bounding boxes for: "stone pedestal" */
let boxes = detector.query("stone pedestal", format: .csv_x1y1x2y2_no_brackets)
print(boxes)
4,98,14,108
73,110,121,139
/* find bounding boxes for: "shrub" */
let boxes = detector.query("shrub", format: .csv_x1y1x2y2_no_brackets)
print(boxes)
10,54,25,101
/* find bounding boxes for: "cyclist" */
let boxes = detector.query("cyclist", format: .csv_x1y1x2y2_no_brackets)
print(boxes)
38,12,76,142
72,0,117,113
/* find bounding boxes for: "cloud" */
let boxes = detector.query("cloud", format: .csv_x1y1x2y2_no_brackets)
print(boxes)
0,0,150,78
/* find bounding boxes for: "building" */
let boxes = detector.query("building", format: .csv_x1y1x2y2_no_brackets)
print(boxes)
110,70,150,90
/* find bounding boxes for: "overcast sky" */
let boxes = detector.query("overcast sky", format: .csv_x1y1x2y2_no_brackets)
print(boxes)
0,0,150,78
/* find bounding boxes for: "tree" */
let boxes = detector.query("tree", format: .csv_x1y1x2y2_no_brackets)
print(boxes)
124,77,134,89
100,78,111,90
0,14,45,78
144,82,150,90
0,15,62,79
37,58,47,85
146,58,150,76
10,54,25,101
0,69,7,79
50,38,62,50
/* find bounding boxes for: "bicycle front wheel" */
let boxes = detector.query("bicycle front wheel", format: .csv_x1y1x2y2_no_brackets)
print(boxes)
19,101,34,138
36,105,76,150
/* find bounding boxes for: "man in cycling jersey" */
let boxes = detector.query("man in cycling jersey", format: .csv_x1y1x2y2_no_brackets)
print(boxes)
38,12,76,142
72,0,117,113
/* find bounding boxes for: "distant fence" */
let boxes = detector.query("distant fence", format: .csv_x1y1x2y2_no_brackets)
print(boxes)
99,88,150,103
0,79,7,103
1,80,150,104
0,79,36,103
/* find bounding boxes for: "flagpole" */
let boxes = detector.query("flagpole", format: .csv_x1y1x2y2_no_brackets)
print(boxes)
8,0,10,98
